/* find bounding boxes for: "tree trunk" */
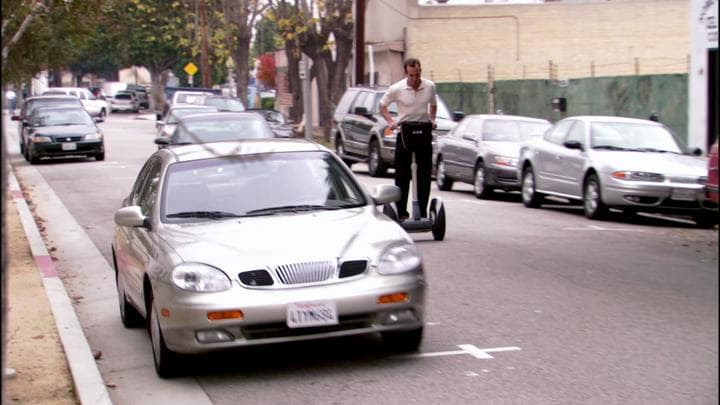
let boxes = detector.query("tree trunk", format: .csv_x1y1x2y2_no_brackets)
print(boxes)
285,45,302,123
149,67,168,114
311,59,332,142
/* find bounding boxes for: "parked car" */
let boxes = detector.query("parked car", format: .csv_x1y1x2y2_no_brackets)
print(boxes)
435,114,551,198
705,138,719,207
518,115,715,227
154,112,274,149
42,87,109,121
21,106,104,164
192,94,246,112
109,91,140,113
112,139,425,377
247,108,294,138
12,95,84,155
331,86,464,176
156,104,220,139
125,84,150,109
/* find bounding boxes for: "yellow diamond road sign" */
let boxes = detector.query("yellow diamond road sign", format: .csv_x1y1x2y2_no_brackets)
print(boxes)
184,62,198,76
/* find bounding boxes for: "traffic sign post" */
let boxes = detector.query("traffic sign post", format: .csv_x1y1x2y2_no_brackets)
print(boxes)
184,62,198,87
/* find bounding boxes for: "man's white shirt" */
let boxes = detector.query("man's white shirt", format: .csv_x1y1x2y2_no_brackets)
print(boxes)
379,77,437,123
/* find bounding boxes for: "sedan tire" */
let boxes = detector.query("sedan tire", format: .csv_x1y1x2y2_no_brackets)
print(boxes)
473,162,493,199
117,278,144,328
521,166,543,208
436,158,453,191
149,296,182,378
368,139,387,177
583,173,608,219
382,327,423,353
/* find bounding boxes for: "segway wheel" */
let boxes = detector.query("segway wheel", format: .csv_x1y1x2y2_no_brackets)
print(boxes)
383,203,399,223
429,199,446,241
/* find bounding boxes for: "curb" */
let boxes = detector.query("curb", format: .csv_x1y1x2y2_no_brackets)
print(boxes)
8,170,113,405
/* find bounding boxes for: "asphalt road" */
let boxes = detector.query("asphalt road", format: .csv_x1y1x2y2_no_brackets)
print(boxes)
7,111,718,404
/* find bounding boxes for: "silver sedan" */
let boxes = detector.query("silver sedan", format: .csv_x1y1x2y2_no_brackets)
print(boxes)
518,115,714,226
435,114,550,198
112,139,426,377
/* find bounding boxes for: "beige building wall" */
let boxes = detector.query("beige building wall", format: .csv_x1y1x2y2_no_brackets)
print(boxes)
400,0,689,83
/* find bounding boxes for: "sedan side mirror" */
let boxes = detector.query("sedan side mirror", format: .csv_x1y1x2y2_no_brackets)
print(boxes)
372,184,401,205
692,147,703,156
453,111,465,122
563,140,584,151
154,137,170,146
114,206,147,228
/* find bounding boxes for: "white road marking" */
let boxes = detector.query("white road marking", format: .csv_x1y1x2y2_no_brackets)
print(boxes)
408,344,521,359
464,371,479,377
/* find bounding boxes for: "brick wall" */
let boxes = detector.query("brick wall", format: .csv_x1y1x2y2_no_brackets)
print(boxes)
405,0,689,83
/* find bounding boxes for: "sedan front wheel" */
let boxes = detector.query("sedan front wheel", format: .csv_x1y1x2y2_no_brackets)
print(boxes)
583,173,608,219
149,296,182,378
521,166,543,208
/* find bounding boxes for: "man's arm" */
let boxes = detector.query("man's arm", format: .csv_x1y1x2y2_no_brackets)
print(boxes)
429,104,437,129
379,103,396,130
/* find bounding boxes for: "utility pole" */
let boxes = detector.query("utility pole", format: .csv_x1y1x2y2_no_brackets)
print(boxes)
199,0,211,88
354,0,366,85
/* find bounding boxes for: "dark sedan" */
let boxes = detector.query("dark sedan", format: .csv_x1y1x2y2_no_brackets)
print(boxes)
22,106,104,163
154,112,275,149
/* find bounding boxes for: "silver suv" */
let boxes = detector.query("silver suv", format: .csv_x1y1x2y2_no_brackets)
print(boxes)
331,86,463,177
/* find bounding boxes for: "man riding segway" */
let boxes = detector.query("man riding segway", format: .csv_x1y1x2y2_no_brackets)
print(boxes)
380,58,446,240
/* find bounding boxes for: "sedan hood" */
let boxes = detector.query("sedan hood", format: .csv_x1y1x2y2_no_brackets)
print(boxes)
484,141,522,158
591,151,707,176
161,207,410,269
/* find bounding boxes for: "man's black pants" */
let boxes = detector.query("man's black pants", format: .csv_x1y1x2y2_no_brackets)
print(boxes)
394,121,433,219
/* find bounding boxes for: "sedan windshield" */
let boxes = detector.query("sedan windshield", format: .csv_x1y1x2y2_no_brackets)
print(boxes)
590,122,683,153
162,151,367,221
167,108,217,124
31,109,93,127
171,117,274,144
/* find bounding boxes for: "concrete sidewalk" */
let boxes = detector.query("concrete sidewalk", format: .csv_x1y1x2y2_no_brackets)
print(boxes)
4,166,112,404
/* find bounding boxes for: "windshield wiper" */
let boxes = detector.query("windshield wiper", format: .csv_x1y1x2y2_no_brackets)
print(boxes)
592,145,632,151
630,147,679,154
244,205,341,216
166,210,241,219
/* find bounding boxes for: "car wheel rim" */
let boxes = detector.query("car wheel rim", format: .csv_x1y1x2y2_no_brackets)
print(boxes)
438,161,446,186
475,167,485,195
369,145,378,172
337,142,344,156
149,302,162,365
585,180,599,214
522,171,534,202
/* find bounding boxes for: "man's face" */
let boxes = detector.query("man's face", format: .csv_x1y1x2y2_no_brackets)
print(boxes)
406,65,422,89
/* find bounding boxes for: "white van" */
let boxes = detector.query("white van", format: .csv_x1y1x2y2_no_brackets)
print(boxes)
42,87,110,121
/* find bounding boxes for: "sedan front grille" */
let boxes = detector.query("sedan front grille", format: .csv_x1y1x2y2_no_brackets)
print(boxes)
50,135,84,142
274,261,336,285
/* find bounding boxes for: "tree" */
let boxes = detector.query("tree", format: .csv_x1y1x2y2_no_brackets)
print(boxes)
220,0,268,104
271,0,354,141
118,0,197,111
252,14,280,58
256,53,276,88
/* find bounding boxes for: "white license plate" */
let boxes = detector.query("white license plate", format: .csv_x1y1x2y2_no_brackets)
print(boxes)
671,188,696,201
286,301,338,328
61,142,77,151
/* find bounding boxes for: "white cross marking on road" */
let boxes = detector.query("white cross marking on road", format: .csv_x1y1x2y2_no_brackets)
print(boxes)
412,344,521,359
563,225,645,232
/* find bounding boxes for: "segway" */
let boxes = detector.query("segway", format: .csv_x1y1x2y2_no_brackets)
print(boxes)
383,125,446,241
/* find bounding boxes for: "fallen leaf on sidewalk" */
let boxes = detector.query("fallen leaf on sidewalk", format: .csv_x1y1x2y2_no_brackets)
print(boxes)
106,383,117,389
32,335,44,340
93,350,103,360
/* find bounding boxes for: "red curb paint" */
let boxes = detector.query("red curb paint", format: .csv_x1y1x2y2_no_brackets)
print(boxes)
35,255,58,278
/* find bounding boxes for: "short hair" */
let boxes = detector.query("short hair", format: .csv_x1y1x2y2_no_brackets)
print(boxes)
404,58,421,72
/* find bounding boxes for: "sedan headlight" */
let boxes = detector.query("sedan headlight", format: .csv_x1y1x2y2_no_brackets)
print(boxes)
377,243,422,275
31,135,52,143
84,132,102,140
612,171,665,182
172,263,231,292
493,155,518,167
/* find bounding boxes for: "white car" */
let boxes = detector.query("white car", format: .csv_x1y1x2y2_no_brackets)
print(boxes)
42,87,109,122
518,115,714,227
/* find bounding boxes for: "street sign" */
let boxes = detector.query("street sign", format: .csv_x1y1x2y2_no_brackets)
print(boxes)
184,62,198,76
